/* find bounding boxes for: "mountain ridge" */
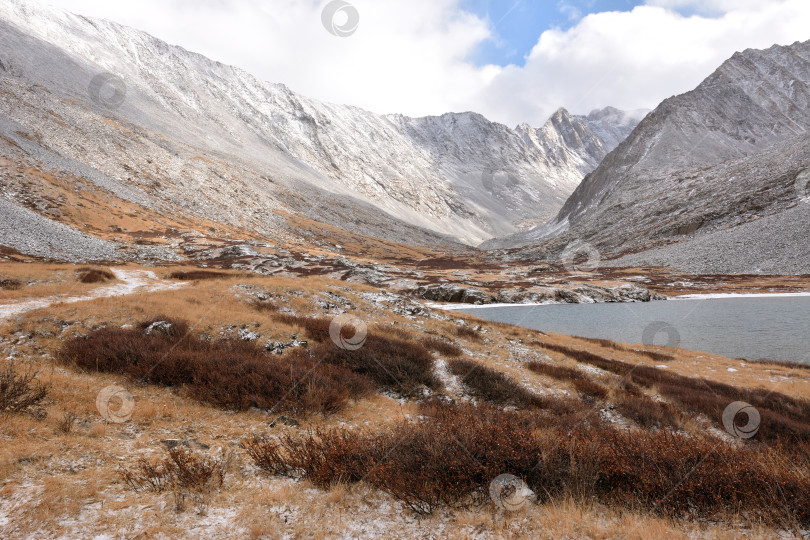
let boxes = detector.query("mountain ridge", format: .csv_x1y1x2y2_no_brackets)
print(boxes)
487,39,810,274
0,0,642,249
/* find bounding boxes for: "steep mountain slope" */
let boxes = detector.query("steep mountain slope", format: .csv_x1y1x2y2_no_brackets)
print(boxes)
0,0,640,251
489,40,810,273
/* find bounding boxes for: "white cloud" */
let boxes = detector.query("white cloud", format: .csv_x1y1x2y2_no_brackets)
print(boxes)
37,0,810,127
557,2,583,22
644,0,771,15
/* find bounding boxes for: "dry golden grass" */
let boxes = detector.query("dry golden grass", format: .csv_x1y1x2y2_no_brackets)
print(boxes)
1,262,809,538
0,262,119,302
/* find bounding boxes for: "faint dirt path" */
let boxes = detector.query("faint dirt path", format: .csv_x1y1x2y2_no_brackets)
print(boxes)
0,269,185,321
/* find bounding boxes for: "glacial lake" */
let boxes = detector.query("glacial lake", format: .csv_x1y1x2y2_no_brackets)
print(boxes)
451,295,810,364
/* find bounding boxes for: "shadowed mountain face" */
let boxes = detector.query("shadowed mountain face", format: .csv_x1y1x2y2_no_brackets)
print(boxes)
488,40,810,274
0,0,641,251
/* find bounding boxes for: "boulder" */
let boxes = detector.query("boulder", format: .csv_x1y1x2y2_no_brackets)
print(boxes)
412,284,495,305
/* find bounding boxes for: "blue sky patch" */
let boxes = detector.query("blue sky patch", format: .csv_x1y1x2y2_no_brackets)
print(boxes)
462,0,646,66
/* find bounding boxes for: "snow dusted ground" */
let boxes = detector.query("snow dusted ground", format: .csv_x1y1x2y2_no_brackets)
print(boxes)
0,269,186,321
428,301,560,311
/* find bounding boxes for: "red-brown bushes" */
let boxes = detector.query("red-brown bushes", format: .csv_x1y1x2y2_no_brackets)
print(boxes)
419,336,462,357
169,270,232,280
120,447,228,494
585,428,810,524
250,299,279,313
573,337,674,362
119,447,230,512
527,360,587,381
613,394,682,429
0,278,22,290
448,359,577,414
643,351,675,362
273,314,439,397
572,379,609,400
750,358,810,371
449,358,542,408
0,363,49,417
246,402,548,514
455,325,482,341
247,400,810,525
58,317,374,415
527,360,610,405
76,267,115,283
576,336,620,349
537,343,810,443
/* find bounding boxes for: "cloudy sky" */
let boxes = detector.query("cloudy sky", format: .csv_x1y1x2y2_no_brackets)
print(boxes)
41,0,810,127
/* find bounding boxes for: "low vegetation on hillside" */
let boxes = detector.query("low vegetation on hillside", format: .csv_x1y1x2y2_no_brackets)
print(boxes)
2,264,809,538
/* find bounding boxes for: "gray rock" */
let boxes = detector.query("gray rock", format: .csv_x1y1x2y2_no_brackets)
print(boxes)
145,321,172,336
270,416,299,427
159,439,188,449
412,284,495,305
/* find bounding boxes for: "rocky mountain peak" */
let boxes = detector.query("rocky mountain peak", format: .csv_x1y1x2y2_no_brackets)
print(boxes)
487,38,810,274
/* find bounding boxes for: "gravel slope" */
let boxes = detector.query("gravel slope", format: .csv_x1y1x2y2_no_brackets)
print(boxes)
0,197,120,261
608,205,810,274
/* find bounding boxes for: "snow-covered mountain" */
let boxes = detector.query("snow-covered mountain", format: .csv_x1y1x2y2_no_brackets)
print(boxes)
519,107,648,175
490,40,810,274
0,0,642,247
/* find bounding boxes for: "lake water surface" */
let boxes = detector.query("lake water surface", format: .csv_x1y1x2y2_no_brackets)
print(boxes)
452,296,810,364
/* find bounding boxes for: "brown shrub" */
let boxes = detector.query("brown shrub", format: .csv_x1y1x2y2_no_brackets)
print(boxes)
419,336,462,357
58,317,374,415
247,400,810,525
642,351,675,362
448,359,576,413
169,270,232,280
120,447,227,493
613,394,682,429
572,379,609,400
119,447,230,512
536,342,810,443
526,361,608,400
57,412,77,434
749,358,810,371
0,363,49,417
250,299,279,313
376,324,413,341
76,267,115,283
576,336,622,350
584,427,810,525
622,381,644,397
273,314,439,397
247,402,548,514
527,360,586,381
574,337,674,362
0,278,22,290
455,325,482,341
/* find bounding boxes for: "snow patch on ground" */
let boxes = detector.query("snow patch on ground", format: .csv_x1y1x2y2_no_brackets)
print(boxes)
428,300,561,311
672,292,810,300
434,358,465,400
